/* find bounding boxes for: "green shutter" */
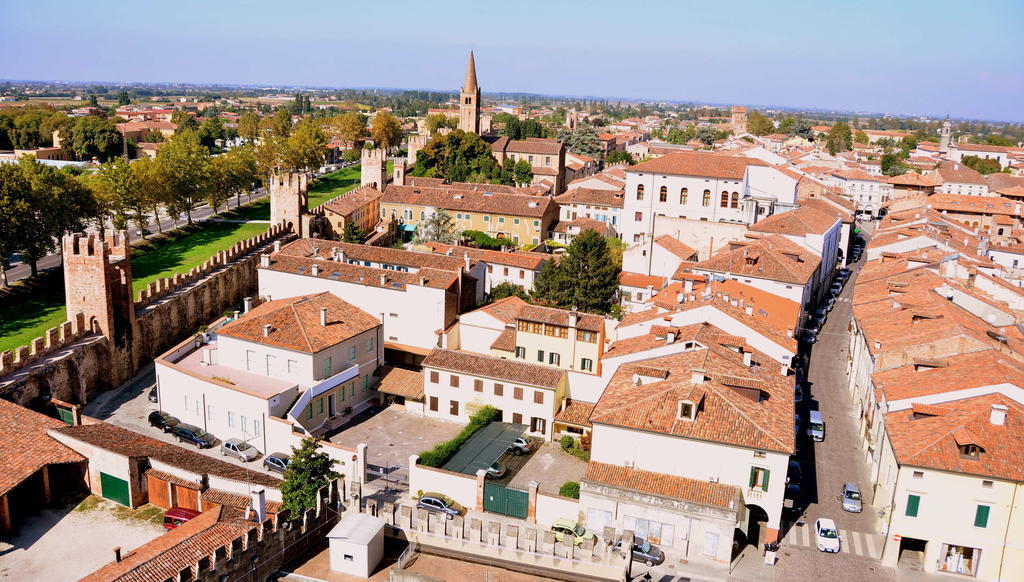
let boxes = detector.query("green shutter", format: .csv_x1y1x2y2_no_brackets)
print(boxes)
749,467,757,488
974,505,990,528
906,494,920,517
761,468,770,491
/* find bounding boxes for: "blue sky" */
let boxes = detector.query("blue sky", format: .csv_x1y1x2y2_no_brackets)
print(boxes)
2,0,1022,122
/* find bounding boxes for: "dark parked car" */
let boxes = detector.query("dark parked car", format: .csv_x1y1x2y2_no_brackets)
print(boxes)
263,452,290,474
416,492,464,519
836,268,850,281
171,423,216,449
613,537,665,566
148,410,179,432
148,385,159,403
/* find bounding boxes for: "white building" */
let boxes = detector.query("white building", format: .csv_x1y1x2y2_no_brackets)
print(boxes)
826,169,894,219
622,234,698,278
418,242,551,295
933,162,990,196
747,205,843,294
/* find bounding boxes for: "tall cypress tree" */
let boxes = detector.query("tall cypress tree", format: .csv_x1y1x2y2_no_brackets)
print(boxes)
533,229,620,314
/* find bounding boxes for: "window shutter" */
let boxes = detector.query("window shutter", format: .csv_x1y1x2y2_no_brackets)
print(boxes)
761,469,770,492
906,494,920,517
748,467,756,488
974,505,990,528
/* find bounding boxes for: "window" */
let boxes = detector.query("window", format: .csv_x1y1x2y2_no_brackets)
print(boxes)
517,320,529,332
982,480,994,489
494,383,504,396
348,346,356,362
635,211,643,221
748,467,770,491
207,404,214,420
287,359,298,374
498,217,505,223
514,386,523,400
483,215,490,222
323,357,332,378
974,504,990,528
317,398,323,415
905,494,921,517
537,350,545,362
959,443,983,458
514,346,526,359
731,192,739,209
678,401,695,420
228,411,236,428
503,267,509,276
514,218,520,225
581,358,593,372
579,330,596,343
659,186,667,202
429,371,439,383
306,405,313,420
450,375,459,388
367,337,374,353
534,391,544,404
912,470,924,479
429,396,438,412
245,350,256,372
636,184,644,200
720,191,729,207
530,417,546,434
549,352,560,365
469,379,481,392
363,375,369,391
680,188,688,204
450,400,459,416
253,419,261,437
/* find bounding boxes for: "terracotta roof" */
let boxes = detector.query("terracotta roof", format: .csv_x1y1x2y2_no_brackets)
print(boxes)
554,188,625,208
505,138,563,155
217,292,378,354
55,422,281,488
620,271,668,289
874,351,1024,403
885,394,1024,482
471,296,531,325
831,168,883,182
887,172,942,187
628,151,767,180
0,400,84,496
584,462,741,509
926,194,1022,217
382,184,554,218
145,469,201,490
694,235,820,285
201,487,284,514
406,177,526,194
282,238,470,273
955,143,1019,154
264,254,460,292
320,185,383,215
490,327,517,352
590,333,795,454
934,162,986,185
552,217,612,236
376,365,424,400
985,174,1024,192
654,235,697,260
748,205,838,237
422,242,549,270
422,349,565,388
516,304,604,332
554,399,595,427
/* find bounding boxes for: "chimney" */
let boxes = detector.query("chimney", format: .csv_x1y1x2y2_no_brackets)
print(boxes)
260,253,270,268
419,276,426,286
676,292,685,304
745,305,754,316
446,248,453,256
320,307,328,327
780,362,789,376
273,240,282,253
250,488,267,523
743,351,752,367
464,253,471,272
338,249,345,263
990,403,1008,426
243,297,253,314
113,547,122,563
665,331,676,344
786,327,794,338
263,324,272,337
690,369,705,384
311,264,320,276
232,310,240,320
874,340,882,350
380,274,387,286
569,312,579,328
684,279,693,293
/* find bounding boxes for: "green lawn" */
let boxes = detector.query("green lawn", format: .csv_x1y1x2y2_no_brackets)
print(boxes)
0,221,269,355
216,199,270,222
307,165,363,208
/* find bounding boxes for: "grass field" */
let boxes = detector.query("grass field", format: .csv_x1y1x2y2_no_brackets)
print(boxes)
0,221,268,355
307,165,362,208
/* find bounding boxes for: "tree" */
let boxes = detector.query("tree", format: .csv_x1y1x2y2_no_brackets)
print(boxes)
116,91,131,106
283,119,327,172
666,126,696,144
341,221,365,243
157,129,211,224
144,130,165,143
170,110,198,132
415,208,458,244
197,117,226,150
854,130,870,144
0,164,32,286
606,151,636,165
132,156,171,234
513,159,533,185
330,111,367,144
237,111,262,142
778,117,814,139
961,155,1004,175
68,116,123,162
881,153,911,177
825,122,853,155
87,95,98,107
280,437,341,517
533,229,620,314
271,108,293,138
370,111,403,151
411,130,502,184
560,123,602,158
93,158,147,235
746,111,775,136
488,282,529,302
424,113,455,136
695,126,719,146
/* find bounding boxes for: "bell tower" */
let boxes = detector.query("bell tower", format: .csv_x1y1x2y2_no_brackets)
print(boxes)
458,51,481,134
939,116,952,154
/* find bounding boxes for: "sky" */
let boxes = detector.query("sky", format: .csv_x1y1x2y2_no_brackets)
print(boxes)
2,0,1022,122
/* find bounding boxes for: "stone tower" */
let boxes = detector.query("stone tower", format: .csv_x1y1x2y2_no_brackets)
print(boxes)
939,116,952,153
269,172,308,237
407,134,428,166
731,106,748,134
63,231,135,349
393,161,407,186
361,148,387,189
458,51,481,134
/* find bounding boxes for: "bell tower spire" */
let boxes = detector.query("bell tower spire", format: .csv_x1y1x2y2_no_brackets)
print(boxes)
458,50,481,134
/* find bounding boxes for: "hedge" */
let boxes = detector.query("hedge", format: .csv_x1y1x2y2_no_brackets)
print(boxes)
559,481,580,499
418,405,501,467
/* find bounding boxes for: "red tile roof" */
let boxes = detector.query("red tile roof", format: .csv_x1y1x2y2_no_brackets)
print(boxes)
654,235,698,260
320,185,383,215
620,271,668,289
694,235,820,285
554,399,595,427
748,205,838,236
422,349,565,388
382,184,554,218
933,162,986,185
0,400,84,496
584,462,740,509
628,151,766,180
554,188,625,208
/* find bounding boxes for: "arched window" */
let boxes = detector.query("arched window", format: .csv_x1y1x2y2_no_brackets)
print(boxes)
636,184,644,200
702,190,711,206
659,186,668,202
730,192,739,208
720,191,730,208
680,188,688,204
998,228,1005,236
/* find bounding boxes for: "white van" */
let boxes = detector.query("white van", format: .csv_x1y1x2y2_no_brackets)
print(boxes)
808,410,825,442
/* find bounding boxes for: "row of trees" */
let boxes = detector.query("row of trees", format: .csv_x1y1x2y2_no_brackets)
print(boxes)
410,130,531,185
0,106,127,162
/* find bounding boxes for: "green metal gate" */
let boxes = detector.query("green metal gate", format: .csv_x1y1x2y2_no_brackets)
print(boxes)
56,406,75,426
483,483,528,518
100,472,130,506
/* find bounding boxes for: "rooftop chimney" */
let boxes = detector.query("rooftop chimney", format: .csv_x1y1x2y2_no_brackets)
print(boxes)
691,369,705,384
991,403,1008,426
380,274,387,286
780,362,789,377
113,547,122,563
273,240,282,253
311,264,320,276
263,324,272,337
745,305,754,316
743,351,752,367
243,297,253,314
338,249,345,263
320,307,328,327
684,279,694,293
464,253,471,272
250,488,267,523
260,253,270,268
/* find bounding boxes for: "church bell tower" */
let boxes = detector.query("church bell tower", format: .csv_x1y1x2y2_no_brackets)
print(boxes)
458,51,481,134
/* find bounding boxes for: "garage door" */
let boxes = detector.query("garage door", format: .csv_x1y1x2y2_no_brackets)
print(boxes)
100,472,130,506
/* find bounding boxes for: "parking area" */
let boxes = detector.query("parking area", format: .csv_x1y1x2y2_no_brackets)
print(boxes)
480,440,587,497
0,496,165,582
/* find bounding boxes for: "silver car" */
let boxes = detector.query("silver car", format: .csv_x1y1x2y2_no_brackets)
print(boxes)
221,438,260,462
841,482,863,512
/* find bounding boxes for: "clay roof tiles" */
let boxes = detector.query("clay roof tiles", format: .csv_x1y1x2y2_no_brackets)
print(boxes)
628,151,767,180
0,400,85,496
422,349,565,388
583,462,741,509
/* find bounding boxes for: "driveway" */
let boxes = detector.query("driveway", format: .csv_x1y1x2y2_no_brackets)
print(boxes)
0,496,164,582
504,442,587,496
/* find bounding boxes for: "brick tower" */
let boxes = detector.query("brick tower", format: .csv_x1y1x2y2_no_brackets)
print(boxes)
269,172,308,237
407,134,428,166
731,106,748,134
361,148,387,189
392,160,407,186
458,50,481,134
63,231,135,352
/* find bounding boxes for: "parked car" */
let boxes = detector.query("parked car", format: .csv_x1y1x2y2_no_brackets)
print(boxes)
813,306,828,320
551,518,595,546
836,268,850,281
807,410,826,442
148,410,179,433
794,389,804,404
163,507,200,530
484,461,506,479
815,518,841,553
263,452,290,474
787,460,802,484
613,537,665,566
794,413,802,436
803,330,818,344
148,385,159,403
841,482,863,513
221,438,260,462
171,423,216,449
826,297,836,311
830,281,843,295
507,436,534,456
416,492,464,519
